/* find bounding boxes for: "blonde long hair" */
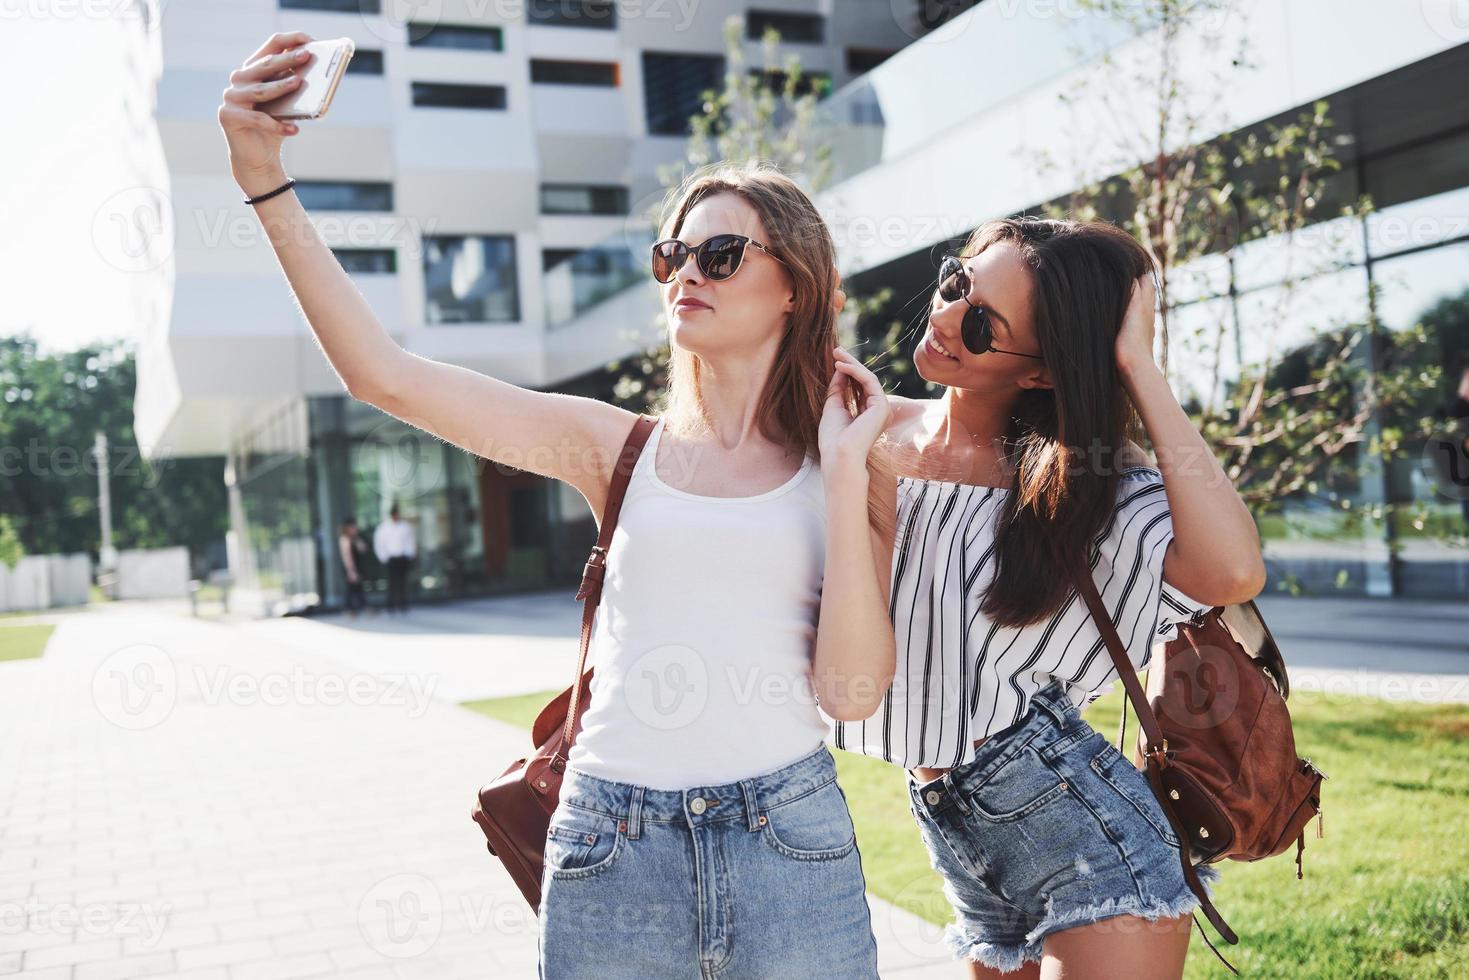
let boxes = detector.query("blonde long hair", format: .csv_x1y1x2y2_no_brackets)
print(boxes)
656,162,897,546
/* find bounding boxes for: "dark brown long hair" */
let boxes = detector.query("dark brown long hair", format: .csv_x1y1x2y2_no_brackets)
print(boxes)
968,217,1154,629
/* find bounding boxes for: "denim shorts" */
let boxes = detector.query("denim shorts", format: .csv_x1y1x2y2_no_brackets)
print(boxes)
538,742,880,979
906,677,1222,973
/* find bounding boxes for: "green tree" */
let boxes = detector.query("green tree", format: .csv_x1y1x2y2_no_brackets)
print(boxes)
0,332,228,572
0,515,23,570
1035,0,1448,588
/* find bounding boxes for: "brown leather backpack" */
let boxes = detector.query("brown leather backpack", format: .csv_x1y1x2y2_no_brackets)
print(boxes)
1074,573,1326,976
470,414,658,912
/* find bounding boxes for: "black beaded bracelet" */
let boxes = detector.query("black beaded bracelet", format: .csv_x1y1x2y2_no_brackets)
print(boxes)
244,177,296,206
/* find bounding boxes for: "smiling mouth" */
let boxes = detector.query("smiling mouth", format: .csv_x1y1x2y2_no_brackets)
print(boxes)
925,330,960,362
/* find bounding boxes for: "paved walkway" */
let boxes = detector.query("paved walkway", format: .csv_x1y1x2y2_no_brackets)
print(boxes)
0,604,963,979
3,591,1462,978
1248,594,1469,703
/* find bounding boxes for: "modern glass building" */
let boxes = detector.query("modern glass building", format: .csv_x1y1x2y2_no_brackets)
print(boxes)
136,0,920,615
807,0,1469,600
136,0,1468,614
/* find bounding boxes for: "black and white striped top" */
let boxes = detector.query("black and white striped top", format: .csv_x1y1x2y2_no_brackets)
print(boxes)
825,466,1212,770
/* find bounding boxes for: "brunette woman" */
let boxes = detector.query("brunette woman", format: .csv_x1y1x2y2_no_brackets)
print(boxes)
832,217,1265,980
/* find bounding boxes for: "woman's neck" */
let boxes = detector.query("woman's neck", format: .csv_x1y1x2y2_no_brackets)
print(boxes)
942,385,1021,450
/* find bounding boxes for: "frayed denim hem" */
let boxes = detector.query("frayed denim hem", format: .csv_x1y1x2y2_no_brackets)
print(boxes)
1024,861,1225,948
943,921,1043,974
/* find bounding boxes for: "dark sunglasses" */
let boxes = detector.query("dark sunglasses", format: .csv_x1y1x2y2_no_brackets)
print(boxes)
650,233,786,284
937,254,1044,360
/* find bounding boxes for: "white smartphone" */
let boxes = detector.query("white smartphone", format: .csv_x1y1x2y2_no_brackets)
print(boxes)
255,37,355,120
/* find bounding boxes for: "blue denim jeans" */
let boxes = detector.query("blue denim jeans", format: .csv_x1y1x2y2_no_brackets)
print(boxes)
907,677,1222,973
537,743,880,979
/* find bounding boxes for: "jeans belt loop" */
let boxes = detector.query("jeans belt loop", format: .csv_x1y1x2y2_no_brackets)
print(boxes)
627,785,645,839
740,778,761,832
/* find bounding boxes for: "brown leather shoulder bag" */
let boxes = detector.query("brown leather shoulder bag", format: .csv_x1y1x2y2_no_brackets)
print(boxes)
470,413,659,912
1073,572,1327,976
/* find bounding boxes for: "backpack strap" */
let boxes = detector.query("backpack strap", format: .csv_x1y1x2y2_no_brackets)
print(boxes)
1072,568,1241,974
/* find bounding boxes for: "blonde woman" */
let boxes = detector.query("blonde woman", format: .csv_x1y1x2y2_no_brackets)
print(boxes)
220,32,898,978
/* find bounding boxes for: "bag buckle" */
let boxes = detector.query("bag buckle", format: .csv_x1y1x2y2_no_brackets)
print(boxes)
574,546,608,601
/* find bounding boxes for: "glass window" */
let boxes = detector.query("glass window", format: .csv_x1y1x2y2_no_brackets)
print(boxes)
406,23,504,50
1369,243,1469,597
530,59,618,87
294,181,393,211
747,68,831,99
423,235,520,323
1366,185,1469,261
641,53,723,136
345,49,384,75
746,10,824,43
332,249,397,274
280,0,380,12
539,184,628,215
845,48,897,75
1231,213,1365,294
526,0,615,28
542,249,579,271
411,82,507,110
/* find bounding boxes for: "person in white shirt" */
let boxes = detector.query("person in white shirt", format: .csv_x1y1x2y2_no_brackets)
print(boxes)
372,503,416,614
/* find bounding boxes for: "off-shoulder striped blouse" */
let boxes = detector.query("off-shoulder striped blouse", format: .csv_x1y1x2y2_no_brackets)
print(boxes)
824,466,1213,770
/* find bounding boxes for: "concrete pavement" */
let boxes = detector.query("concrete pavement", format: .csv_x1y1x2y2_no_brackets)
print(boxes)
2,589,1463,978
0,604,963,979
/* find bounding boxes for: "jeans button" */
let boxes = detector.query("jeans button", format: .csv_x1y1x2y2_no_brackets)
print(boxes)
925,790,941,805
689,796,707,815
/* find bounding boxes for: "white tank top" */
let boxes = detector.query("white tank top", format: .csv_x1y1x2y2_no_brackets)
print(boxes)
564,415,830,790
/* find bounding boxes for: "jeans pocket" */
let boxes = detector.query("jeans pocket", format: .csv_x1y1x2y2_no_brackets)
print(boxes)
761,778,858,861
964,746,1072,823
545,804,624,881
1088,742,1180,848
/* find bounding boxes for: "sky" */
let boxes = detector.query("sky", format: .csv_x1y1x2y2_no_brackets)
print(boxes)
0,9,157,356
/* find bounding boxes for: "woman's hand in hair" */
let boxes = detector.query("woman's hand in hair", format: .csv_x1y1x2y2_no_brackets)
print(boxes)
820,347,891,467
1115,273,1160,376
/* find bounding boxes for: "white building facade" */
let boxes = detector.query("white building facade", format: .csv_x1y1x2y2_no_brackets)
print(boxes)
135,0,920,614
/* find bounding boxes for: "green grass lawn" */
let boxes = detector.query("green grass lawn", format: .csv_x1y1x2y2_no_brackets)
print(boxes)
0,623,55,661
462,686,1469,978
